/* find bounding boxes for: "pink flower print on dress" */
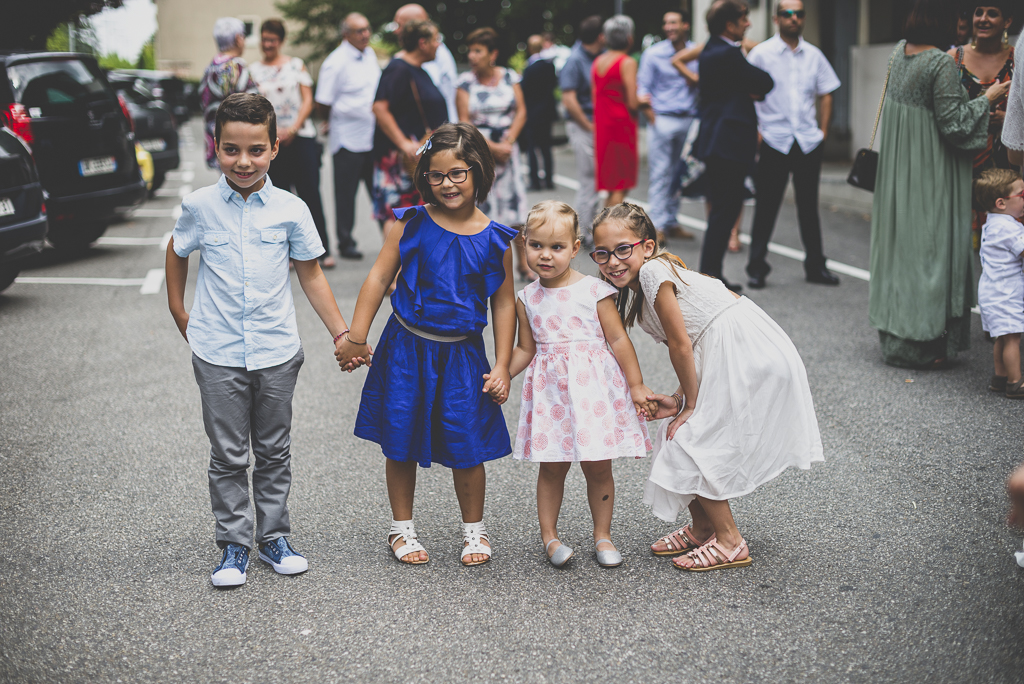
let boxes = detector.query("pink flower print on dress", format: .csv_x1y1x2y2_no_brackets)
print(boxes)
614,427,624,444
612,374,625,389
533,315,543,329
523,381,533,401
545,315,562,331
613,398,628,412
593,400,608,416
581,398,590,411
576,369,590,386
576,428,590,447
551,405,566,421
590,281,605,298
561,419,573,434
557,377,569,392
530,288,545,305
568,316,583,330
557,289,572,302
561,436,574,452
533,433,548,451
536,414,553,433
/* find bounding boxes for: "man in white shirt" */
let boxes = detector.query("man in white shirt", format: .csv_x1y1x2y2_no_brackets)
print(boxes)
394,4,458,122
745,0,841,289
315,12,381,260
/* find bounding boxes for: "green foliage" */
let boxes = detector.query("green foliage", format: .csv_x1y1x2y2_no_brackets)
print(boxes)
5,1,124,50
507,50,527,75
98,52,135,70
277,0,687,65
47,21,97,54
137,38,156,70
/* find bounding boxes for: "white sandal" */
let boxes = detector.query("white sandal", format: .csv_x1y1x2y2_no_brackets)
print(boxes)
388,519,428,565
460,521,491,566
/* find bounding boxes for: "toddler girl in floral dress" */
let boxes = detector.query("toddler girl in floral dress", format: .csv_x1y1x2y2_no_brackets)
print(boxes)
487,200,653,568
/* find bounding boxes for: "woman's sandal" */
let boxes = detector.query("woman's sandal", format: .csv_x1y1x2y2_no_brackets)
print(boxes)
461,521,491,566
388,519,428,565
651,525,712,556
672,538,752,572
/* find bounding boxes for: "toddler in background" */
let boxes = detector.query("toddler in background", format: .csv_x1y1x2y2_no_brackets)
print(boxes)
975,168,1024,398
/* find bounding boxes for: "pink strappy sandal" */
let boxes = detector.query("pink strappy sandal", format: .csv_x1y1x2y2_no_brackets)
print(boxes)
651,525,713,556
673,538,752,572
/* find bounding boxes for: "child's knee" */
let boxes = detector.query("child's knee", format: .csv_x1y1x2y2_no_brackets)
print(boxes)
580,460,613,481
539,462,572,478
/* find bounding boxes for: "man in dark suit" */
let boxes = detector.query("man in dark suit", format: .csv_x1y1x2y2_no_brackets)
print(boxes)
521,35,558,190
694,0,774,292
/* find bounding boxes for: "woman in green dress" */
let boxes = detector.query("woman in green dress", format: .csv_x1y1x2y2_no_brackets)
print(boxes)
870,0,1005,368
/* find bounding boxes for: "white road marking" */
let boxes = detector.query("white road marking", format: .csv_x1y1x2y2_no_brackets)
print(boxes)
178,184,192,197
551,175,874,282
161,231,173,249
15,276,146,286
132,208,176,218
96,236,166,246
139,268,165,294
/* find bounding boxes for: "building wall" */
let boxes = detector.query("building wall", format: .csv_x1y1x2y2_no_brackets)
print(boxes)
154,0,317,80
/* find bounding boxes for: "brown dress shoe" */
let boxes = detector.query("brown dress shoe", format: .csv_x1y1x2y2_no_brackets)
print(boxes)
665,225,695,240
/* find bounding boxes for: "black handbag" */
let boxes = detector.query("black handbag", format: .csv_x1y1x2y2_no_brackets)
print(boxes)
848,48,897,192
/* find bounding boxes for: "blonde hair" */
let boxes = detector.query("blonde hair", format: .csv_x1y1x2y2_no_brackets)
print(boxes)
523,200,579,242
975,168,1021,212
592,202,687,329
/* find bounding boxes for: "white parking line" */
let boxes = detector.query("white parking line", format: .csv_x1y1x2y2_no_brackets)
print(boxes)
96,236,166,246
132,206,182,219
139,268,165,294
551,174,871,282
15,276,146,286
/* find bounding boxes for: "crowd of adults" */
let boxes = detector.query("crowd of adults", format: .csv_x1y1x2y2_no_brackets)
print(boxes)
194,0,1024,370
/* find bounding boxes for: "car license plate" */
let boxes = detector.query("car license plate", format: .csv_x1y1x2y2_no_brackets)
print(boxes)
79,156,117,177
141,138,167,152
0,197,14,217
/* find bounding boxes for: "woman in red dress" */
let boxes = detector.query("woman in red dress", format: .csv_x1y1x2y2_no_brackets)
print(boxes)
592,15,639,207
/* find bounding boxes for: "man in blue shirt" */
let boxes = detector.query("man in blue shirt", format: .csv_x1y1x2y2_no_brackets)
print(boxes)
559,15,604,243
638,10,698,241
166,94,351,587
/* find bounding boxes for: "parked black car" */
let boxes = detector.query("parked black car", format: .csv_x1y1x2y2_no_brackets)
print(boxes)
113,69,190,123
0,52,146,250
106,72,179,193
0,126,46,292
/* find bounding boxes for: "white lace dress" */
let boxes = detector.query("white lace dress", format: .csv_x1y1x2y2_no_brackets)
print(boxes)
636,259,824,522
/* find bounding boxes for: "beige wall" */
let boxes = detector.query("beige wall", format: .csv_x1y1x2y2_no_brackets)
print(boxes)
154,0,318,80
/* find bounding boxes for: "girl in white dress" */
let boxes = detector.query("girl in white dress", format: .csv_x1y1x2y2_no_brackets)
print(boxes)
487,201,653,568
591,203,823,571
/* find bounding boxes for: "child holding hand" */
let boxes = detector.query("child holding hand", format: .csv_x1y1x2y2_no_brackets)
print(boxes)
487,200,653,568
974,168,1024,398
335,123,517,567
591,203,823,572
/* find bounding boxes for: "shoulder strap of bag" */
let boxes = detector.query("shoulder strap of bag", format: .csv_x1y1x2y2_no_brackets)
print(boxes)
409,76,432,133
869,46,899,150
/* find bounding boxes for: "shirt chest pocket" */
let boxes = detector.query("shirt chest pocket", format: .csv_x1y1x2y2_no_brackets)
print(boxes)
260,228,289,261
202,232,231,264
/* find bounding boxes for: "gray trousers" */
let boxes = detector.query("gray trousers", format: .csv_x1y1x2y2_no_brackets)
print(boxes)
192,349,304,549
567,120,599,236
646,114,695,229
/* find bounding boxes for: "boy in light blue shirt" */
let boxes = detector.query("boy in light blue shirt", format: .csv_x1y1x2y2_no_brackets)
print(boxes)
166,93,351,587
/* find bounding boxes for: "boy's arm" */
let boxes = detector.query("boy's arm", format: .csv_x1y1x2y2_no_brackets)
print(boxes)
292,259,349,350
165,241,190,341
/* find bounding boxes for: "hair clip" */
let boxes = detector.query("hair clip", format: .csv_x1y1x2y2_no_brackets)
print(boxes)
416,137,433,156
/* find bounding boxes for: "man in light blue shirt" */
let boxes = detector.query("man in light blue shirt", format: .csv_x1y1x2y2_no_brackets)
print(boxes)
638,10,698,239
166,94,351,587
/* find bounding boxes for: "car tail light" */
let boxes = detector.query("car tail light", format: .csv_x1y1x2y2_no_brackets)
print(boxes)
3,103,33,146
118,94,134,132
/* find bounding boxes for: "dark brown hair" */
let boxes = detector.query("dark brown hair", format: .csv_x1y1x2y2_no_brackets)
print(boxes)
466,27,499,54
904,0,957,47
579,15,604,45
260,18,285,40
707,0,749,36
414,122,495,205
974,167,1021,211
401,19,437,53
592,202,687,329
214,92,277,144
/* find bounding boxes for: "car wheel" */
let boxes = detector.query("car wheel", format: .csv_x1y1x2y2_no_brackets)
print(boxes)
48,222,109,252
0,265,19,292
149,171,166,196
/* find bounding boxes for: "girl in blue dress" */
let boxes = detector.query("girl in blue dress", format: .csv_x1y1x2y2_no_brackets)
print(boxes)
336,123,517,566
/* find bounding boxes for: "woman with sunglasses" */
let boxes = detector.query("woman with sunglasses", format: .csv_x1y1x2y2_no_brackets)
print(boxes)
948,3,1015,249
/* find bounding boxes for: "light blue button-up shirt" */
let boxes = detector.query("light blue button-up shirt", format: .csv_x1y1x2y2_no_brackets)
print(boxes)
637,39,698,116
172,175,325,370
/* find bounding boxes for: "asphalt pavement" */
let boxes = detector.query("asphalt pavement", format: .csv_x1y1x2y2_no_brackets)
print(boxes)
1,120,1023,684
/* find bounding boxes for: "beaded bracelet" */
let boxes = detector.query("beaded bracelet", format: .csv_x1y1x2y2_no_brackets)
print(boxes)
671,393,683,413
332,329,349,344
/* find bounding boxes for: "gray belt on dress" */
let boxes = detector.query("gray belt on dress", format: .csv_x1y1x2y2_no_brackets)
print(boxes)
394,313,469,342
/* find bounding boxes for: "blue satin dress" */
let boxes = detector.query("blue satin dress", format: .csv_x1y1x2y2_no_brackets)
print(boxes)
355,206,517,468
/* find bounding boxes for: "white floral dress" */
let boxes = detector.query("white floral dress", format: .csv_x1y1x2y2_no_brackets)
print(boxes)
513,276,652,462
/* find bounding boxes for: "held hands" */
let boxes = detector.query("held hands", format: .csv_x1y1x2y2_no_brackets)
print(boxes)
645,392,694,440
335,335,373,373
629,384,659,421
482,366,511,404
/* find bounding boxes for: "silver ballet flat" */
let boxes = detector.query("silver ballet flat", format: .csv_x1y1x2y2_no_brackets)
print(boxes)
595,539,623,568
545,538,573,567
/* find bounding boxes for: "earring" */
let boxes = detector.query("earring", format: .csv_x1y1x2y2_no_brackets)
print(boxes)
1004,29,1010,48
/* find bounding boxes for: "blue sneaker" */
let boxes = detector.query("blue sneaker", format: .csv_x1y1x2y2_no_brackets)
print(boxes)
259,536,308,575
211,544,249,587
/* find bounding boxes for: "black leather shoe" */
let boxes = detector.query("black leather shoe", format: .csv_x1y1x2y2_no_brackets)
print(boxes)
340,247,364,260
747,273,766,289
806,267,839,285
720,278,743,294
